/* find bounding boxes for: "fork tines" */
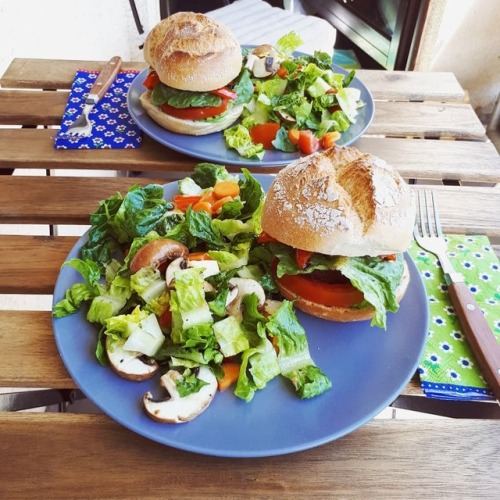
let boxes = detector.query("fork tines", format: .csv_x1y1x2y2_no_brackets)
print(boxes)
414,190,444,239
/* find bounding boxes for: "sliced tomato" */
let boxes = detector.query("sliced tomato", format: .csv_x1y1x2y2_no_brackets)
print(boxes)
257,231,278,244
158,308,172,329
273,263,364,308
211,87,238,100
143,70,160,90
249,122,281,149
160,98,229,120
276,65,288,78
295,249,313,269
298,130,320,155
381,254,397,261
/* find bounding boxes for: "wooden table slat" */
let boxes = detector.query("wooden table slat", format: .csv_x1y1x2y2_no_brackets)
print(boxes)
1,128,499,182
0,413,498,499
356,69,466,102
367,101,486,140
0,310,74,388
0,235,78,294
1,59,467,103
1,183,499,239
0,176,172,225
0,89,68,126
0,92,485,139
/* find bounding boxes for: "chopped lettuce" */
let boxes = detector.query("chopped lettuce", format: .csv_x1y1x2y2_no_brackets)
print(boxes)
266,301,331,398
54,165,335,416
170,268,213,333
213,315,250,357
224,124,265,160
275,31,304,57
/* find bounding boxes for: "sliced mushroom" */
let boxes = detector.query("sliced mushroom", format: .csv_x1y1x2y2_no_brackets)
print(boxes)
107,338,159,381
166,256,220,289
263,299,283,317
129,239,188,274
165,256,186,287
143,366,217,424
248,44,282,78
226,277,266,320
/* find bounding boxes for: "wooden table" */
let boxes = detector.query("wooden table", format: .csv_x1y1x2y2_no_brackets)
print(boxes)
1,58,499,498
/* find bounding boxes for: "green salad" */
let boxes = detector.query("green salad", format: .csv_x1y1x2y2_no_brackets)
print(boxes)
223,32,366,159
53,164,331,423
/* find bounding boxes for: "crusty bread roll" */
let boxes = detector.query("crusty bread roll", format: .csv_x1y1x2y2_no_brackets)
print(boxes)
275,261,411,322
143,12,242,92
140,91,243,136
261,146,416,257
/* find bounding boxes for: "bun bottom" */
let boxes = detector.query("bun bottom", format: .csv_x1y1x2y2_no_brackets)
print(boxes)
276,261,411,323
140,91,243,136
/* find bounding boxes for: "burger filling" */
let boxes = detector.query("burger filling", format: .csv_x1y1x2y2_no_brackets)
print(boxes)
259,235,405,329
143,69,254,122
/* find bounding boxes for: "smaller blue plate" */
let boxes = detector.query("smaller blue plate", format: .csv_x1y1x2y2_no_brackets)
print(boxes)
52,175,428,458
127,55,374,167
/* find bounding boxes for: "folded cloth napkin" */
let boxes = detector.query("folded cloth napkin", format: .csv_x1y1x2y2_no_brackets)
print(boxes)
54,69,142,149
408,235,500,401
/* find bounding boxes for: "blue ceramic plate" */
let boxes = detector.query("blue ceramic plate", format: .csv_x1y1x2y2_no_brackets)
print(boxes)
52,175,428,458
127,53,374,167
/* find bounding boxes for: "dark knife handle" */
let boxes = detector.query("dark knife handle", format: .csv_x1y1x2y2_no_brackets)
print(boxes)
448,281,500,401
89,56,122,101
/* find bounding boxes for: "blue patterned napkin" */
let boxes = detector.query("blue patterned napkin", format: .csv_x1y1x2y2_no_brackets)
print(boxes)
54,69,142,149
408,235,500,401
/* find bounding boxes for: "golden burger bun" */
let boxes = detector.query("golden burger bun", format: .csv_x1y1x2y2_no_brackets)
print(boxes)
143,12,242,92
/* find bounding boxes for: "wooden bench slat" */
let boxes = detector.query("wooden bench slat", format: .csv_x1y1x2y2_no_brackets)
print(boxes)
1,128,499,182
0,58,147,90
0,310,74,388
0,93,484,139
367,101,486,140
1,59,467,103
0,176,173,225
0,236,78,294
0,89,68,125
0,413,498,498
356,69,466,102
2,183,499,237
0,309,423,394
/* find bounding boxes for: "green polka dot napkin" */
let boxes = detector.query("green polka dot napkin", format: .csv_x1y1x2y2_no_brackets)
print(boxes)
408,235,500,400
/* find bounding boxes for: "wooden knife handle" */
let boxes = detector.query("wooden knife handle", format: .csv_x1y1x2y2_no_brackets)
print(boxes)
89,56,122,101
448,281,500,401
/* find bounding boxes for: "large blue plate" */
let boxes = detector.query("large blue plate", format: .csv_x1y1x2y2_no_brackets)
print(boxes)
52,175,428,458
127,54,374,167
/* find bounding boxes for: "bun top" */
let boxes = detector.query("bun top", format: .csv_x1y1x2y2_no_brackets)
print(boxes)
143,12,242,92
261,146,415,257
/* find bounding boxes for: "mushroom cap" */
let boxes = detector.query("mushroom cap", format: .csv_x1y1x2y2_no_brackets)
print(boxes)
143,366,217,424
107,339,159,382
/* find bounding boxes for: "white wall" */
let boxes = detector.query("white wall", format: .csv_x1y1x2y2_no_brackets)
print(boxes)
0,0,159,78
428,0,500,119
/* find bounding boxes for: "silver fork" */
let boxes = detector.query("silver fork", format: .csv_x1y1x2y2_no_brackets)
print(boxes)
65,56,122,137
414,189,500,402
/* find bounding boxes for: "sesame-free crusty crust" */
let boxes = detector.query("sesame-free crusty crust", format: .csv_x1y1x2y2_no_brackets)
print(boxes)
261,146,416,257
143,12,242,92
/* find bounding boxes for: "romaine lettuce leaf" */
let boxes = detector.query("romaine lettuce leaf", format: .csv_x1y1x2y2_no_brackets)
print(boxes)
213,315,250,357
275,31,304,57
265,300,331,398
170,268,213,332
223,125,265,160
191,163,238,189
